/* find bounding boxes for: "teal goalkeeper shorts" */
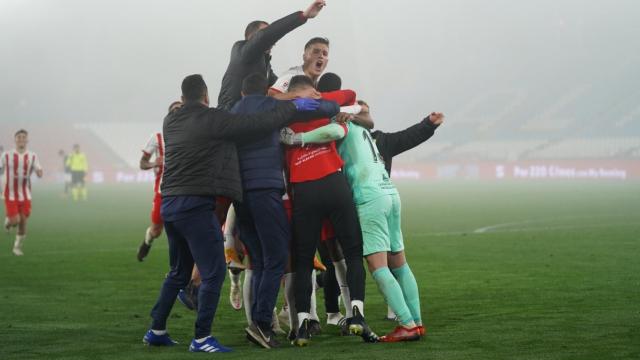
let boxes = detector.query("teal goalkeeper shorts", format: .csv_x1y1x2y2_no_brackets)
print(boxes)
358,193,404,256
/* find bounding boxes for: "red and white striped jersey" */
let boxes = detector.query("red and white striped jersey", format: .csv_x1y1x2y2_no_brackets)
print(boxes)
142,132,164,195
2,149,42,201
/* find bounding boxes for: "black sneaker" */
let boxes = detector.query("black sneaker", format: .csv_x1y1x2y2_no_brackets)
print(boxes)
292,319,311,347
348,306,379,343
246,323,280,349
309,319,322,336
338,317,351,336
137,241,151,262
287,330,296,342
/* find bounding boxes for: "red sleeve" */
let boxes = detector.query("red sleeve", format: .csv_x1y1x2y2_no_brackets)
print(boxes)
321,90,356,106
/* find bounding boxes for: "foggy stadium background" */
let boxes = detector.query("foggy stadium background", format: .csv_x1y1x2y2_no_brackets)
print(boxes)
1,0,639,183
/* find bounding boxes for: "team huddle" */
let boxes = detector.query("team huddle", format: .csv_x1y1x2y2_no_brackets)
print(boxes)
28,0,441,354
136,0,445,353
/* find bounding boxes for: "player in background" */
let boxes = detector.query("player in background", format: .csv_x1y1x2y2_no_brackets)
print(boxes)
136,101,183,262
3,130,43,256
67,144,89,201
268,37,329,99
58,149,71,197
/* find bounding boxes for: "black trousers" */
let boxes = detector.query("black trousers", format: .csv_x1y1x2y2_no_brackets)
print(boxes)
292,172,365,314
318,241,340,314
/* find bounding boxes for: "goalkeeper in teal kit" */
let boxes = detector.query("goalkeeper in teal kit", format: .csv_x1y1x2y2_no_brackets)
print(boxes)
281,95,444,342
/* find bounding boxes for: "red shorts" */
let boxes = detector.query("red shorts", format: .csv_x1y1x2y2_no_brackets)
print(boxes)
5,199,31,218
150,193,163,225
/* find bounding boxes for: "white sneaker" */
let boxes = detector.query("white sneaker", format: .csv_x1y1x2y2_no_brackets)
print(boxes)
229,284,242,310
12,247,23,256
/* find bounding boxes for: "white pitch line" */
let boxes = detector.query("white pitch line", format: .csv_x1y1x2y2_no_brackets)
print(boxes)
410,221,640,238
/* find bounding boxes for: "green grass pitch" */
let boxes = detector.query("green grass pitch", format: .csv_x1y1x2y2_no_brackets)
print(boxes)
0,181,638,360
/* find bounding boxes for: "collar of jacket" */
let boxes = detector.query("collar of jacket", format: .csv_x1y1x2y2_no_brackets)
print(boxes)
182,100,208,109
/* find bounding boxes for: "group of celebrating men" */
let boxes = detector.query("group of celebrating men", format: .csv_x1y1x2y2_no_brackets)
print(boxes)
137,0,444,353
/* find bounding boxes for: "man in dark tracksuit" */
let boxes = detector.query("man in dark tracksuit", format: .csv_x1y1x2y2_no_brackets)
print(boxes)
218,0,326,110
142,74,320,353
231,73,340,348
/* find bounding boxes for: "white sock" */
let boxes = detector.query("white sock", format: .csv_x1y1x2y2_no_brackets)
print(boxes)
310,270,319,321
333,259,352,317
14,235,25,248
352,300,364,317
151,329,166,335
243,269,253,325
284,273,297,330
195,336,209,343
327,312,343,325
297,312,310,327
144,227,155,245
387,305,396,319
223,205,237,250
230,269,241,287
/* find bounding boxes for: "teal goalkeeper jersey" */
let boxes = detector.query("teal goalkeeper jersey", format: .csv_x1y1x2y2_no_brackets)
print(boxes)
338,122,398,204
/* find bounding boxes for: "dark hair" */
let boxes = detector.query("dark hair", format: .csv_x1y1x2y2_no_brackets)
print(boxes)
288,75,315,92
15,129,28,137
305,37,330,50
245,20,268,40
181,74,208,102
317,73,342,92
167,101,182,114
242,73,268,96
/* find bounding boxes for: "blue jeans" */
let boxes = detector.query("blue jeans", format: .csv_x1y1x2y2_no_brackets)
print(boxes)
150,196,226,338
234,189,289,327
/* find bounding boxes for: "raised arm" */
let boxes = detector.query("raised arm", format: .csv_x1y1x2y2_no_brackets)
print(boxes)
240,0,326,62
373,112,444,158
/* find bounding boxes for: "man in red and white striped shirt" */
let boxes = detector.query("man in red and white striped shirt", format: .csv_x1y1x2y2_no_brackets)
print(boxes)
3,129,43,256
136,100,182,261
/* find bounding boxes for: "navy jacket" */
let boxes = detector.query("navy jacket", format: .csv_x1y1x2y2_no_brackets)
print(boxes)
231,95,340,192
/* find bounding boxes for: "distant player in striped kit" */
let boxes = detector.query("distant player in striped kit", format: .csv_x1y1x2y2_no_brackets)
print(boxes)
137,100,182,261
3,129,43,256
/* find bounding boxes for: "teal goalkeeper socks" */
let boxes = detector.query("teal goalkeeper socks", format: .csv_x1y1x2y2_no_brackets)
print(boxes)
372,267,414,327
391,263,422,325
